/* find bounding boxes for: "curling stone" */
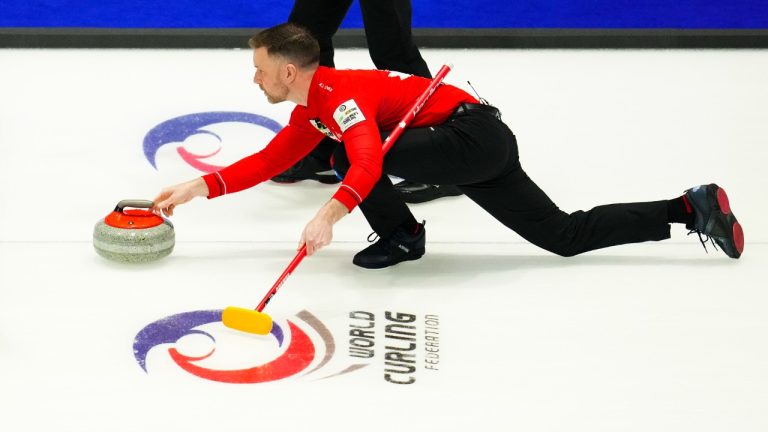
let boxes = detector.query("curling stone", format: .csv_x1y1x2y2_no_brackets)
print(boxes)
93,200,175,263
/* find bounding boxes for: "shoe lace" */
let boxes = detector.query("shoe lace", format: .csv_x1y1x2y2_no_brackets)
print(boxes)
366,220,425,244
688,229,719,254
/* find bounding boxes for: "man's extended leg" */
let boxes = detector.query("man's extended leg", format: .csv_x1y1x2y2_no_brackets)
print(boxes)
460,166,672,257
334,108,701,266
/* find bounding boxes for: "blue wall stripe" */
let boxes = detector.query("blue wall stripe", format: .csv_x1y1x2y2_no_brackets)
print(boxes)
2,0,767,29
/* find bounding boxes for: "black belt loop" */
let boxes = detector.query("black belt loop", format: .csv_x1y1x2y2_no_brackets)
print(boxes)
453,102,502,121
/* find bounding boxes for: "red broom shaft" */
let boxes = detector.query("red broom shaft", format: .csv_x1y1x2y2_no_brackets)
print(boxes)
382,63,452,154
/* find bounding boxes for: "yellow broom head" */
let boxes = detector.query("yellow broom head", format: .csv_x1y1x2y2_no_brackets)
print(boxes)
222,306,273,335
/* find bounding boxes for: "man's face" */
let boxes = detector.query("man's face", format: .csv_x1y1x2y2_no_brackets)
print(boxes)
252,47,289,104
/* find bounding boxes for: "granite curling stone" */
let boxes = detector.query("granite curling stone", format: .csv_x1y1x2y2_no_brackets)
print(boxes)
93,200,175,263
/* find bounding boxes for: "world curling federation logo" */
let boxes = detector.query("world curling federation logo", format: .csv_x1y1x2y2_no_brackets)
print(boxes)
142,111,283,173
133,309,368,384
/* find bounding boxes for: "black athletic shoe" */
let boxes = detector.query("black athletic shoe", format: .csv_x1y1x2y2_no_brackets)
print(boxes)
271,155,340,184
395,181,463,204
353,222,426,269
684,183,744,258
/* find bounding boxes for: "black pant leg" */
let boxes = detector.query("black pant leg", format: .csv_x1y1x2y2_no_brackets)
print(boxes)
460,167,672,256
358,0,431,78
332,145,416,237
288,0,353,68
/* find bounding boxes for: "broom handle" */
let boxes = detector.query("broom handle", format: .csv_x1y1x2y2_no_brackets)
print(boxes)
382,63,453,153
256,245,307,311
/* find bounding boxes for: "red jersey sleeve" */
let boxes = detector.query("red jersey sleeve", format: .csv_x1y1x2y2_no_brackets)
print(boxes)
202,107,324,198
331,119,383,211
324,94,383,212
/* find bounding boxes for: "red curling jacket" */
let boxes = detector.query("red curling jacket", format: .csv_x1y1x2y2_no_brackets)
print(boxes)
202,66,477,211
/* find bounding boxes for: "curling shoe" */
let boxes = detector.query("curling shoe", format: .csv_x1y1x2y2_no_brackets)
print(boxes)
353,222,426,269
271,154,340,184
684,183,744,258
395,181,463,204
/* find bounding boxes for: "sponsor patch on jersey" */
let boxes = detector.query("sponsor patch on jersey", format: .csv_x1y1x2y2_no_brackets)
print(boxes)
309,118,340,141
333,99,366,133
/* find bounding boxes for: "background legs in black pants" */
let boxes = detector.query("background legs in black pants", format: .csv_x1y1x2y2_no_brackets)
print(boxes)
288,0,352,68
333,111,672,256
358,0,430,77
288,0,430,75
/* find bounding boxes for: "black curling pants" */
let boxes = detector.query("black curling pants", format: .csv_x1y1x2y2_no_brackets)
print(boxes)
331,109,672,257
289,0,431,163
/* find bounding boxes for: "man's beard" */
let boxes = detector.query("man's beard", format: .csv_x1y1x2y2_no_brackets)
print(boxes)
262,85,288,104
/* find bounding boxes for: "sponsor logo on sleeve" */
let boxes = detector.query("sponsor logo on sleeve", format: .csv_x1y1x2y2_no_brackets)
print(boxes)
333,99,366,133
309,118,341,141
